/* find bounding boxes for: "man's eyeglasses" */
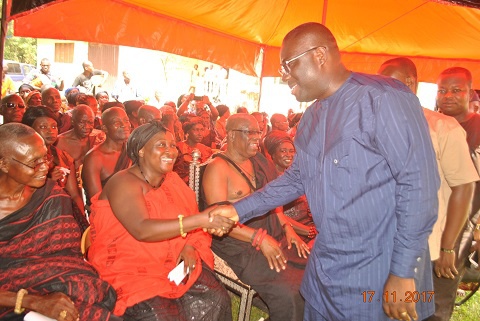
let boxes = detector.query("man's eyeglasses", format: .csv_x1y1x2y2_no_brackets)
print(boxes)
11,156,51,171
231,129,262,137
2,102,26,109
279,46,324,77
77,120,95,128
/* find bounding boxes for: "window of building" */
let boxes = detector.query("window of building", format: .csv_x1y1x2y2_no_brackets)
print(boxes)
54,43,74,63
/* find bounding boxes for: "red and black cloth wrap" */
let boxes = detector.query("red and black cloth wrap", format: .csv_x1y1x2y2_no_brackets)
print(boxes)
0,180,117,320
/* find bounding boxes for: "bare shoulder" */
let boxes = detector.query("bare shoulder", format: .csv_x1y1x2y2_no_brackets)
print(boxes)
104,169,142,196
84,143,103,159
56,130,78,148
204,156,231,178
55,133,67,146
57,129,75,140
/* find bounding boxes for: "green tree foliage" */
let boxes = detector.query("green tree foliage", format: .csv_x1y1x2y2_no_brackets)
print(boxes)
4,21,37,65
1,1,37,65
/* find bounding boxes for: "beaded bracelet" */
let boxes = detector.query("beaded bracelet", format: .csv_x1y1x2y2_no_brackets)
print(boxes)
308,226,318,239
252,229,261,247
256,229,268,251
178,215,187,238
250,229,259,244
14,289,28,314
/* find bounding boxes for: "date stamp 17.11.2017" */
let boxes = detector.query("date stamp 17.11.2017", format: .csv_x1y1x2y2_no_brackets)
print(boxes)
362,291,434,303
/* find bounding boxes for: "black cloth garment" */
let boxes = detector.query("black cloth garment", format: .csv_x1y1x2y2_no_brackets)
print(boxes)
122,263,231,321
205,152,306,321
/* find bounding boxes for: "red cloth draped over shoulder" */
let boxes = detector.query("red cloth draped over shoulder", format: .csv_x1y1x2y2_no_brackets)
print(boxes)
88,172,213,315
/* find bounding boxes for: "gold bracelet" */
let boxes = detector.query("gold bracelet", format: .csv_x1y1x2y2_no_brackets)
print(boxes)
178,215,187,238
475,223,480,231
14,289,28,314
440,247,455,254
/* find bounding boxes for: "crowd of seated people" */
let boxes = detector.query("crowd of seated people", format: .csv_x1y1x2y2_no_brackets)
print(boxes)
3,52,479,321
0,75,321,320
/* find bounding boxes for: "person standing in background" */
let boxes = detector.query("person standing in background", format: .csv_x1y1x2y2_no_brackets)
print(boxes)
72,61,108,94
23,58,64,91
432,66,480,321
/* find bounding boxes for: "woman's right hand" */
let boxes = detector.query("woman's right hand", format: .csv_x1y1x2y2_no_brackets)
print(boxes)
260,235,286,272
200,206,236,236
29,292,79,321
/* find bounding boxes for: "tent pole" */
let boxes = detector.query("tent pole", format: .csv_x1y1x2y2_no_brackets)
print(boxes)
258,47,266,112
0,0,9,96
322,0,328,25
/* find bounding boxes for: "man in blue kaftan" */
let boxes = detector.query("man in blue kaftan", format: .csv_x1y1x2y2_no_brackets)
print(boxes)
212,22,440,321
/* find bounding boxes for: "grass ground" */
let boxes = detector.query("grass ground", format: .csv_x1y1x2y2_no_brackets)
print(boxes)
231,295,268,321
451,286,480,321
231,285,480,321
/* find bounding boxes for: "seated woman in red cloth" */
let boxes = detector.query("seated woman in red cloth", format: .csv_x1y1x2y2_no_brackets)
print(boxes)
264,130,317,244
88,120,235,320
0,123,118,321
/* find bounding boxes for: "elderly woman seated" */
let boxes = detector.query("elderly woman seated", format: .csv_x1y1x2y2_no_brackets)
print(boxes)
88,121,235,321
21,106,85,213
264,130,317,244
0,123,118,321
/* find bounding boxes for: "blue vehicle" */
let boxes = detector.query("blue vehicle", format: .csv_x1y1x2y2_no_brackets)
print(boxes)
4,59,35,83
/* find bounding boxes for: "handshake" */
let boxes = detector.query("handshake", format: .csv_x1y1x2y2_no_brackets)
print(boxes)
203,204,240,237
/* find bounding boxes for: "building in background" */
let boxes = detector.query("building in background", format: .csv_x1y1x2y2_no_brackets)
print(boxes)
36,39,439,117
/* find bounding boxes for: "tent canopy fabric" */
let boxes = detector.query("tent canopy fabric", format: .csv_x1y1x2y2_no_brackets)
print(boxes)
10,0,480,87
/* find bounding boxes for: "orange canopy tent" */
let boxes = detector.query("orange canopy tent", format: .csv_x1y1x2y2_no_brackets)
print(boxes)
7,0,480,87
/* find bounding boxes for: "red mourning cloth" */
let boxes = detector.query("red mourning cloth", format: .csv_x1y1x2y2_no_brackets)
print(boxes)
88,172,214,315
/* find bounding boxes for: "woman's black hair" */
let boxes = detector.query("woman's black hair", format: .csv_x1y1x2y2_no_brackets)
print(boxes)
21,106,58,128
18,83,35,93
126,120,168,165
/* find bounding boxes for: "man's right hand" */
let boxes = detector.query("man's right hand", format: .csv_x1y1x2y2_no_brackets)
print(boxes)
200,206,236,236
208,205,240,222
